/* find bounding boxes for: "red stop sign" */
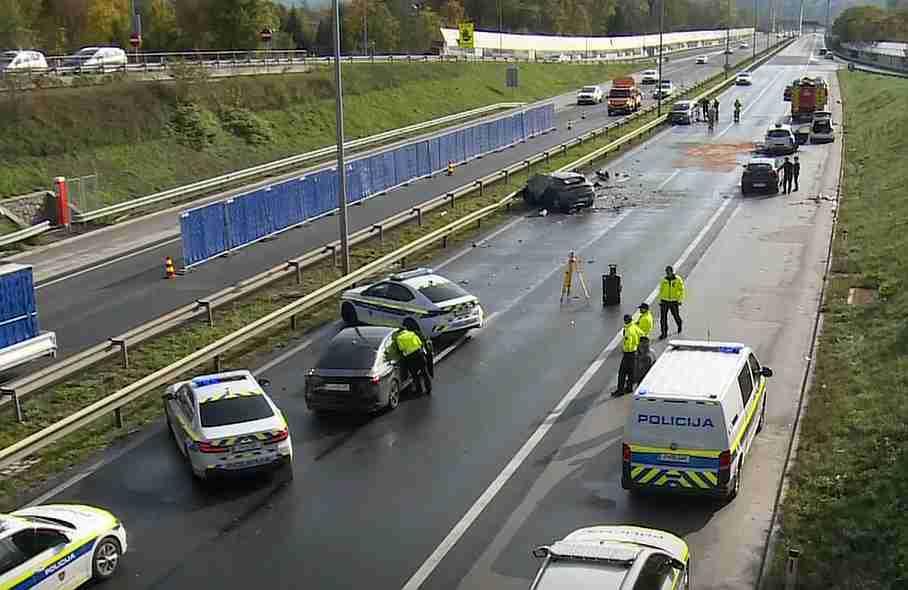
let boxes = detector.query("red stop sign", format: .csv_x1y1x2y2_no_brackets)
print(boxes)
130,33,141,48
260,29,273,42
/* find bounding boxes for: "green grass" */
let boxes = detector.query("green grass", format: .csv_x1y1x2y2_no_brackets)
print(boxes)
0,62,642,206
769,71,908,589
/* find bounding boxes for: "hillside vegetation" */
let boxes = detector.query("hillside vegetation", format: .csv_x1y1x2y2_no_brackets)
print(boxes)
773,71,908,589
0,62,638,207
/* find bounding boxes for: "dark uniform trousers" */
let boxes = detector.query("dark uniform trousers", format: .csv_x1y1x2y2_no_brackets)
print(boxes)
659,302,682,337
402,350,431,395
618,352,637,394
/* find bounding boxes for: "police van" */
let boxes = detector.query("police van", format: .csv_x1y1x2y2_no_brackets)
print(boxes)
621,341,773,501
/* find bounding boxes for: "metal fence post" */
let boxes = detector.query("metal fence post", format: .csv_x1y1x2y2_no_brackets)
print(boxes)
214,355,222,372
785,548,801,590
448,192,456,208
287,260,303,285
1,389,23,423
372,224,384,244
196,300,214,327
108,338,129,369
412,207,422,226
114,408,124,429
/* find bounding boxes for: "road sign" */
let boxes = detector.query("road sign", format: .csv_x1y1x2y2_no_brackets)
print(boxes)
458,23,475,49
506,64,518,88
260,28,273,43
129,33,141,48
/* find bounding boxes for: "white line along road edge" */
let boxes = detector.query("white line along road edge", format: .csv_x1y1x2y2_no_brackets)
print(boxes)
400,194,740,590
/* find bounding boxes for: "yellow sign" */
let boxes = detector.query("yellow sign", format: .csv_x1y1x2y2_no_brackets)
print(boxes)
458,22,475,49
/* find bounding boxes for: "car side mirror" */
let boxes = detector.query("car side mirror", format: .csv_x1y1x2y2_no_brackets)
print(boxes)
259,378,271,388
761,367,774,378
532,546,550,559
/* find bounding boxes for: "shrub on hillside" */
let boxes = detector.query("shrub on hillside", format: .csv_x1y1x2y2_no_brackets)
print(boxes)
220,107,273,145
170,102,220,150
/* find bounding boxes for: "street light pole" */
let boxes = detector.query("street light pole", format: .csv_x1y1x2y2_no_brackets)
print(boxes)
753,0,757,61
332,0,351,275
657,0,664,116
724,0,731,79
362,0,368,56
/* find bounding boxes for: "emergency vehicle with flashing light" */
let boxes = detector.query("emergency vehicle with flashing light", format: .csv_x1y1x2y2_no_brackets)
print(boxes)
0,504,127,589
621,340,773,501
163,371,293,481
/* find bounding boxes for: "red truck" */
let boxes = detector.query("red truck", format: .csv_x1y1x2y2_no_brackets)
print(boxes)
607,77,643,116
790,77,828,142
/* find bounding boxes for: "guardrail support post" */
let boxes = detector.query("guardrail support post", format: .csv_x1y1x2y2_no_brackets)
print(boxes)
476,180,484,196
562,144,568,156
442,235,448,248
108,338,129,369
287,260,303,285
785,548,801,590
324,245,337,268
544,151,550,164
448,192,455,209
372,224,384,245
196,300,214,327
412,207,422,227
504,170,510,185
290,315,297,330
1,389,23,423
525,160,531,174
114,408,124,429
214,355,222,373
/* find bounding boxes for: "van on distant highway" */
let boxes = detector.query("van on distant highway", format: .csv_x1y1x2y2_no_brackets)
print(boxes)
63,47,127,69
0,50,48,73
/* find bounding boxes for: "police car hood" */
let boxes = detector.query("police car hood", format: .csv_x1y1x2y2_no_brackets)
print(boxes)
12,505,116,533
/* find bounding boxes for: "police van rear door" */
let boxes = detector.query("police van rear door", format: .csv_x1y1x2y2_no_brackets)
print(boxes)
626,397,728,491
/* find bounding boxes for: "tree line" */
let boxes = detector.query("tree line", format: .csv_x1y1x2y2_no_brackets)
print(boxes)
832,3,908,43
0,0,765,56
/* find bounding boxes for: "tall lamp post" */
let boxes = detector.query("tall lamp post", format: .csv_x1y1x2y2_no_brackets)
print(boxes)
657,0,664,116
332,0,351,275
752,0,757,61
724,0,731,79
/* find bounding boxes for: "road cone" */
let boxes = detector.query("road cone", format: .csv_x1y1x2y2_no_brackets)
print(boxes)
164,256,176,279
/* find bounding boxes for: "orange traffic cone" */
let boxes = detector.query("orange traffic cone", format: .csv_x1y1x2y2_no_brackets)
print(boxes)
164,256,176,279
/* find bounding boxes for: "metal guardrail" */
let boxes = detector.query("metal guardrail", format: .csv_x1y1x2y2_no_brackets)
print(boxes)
71,102,525,223
0,39,791,470
0,222,52,248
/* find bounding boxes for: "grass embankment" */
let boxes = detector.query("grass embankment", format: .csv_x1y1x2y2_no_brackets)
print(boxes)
0,82,682,510
770,72,908,588
0,62,640,206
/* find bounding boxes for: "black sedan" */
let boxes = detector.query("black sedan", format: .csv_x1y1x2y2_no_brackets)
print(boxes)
305,327,410,415
741,158,780,195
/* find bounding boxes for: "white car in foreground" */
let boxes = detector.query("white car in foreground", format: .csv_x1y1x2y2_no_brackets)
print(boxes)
640,69,659,84
530,526,691,589
0,504,127,588
163,371,293,481
576,85,603,105
340,267,483,339
735,71,753,85
696,55,709,64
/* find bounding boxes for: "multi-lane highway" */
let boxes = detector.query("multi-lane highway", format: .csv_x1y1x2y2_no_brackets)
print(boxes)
28,35,840,589
12,39,776,371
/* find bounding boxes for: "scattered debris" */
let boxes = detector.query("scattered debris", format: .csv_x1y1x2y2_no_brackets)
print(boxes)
847,287,877,305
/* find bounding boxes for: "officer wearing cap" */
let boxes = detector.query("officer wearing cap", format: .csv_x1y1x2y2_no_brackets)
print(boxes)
635,302,654,341
614,314,643,396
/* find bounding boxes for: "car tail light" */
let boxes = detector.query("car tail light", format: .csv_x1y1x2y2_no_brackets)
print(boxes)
718,450,732,483
371,375,381,384
265,429,290,444
198,441,229,454
622,443,631,463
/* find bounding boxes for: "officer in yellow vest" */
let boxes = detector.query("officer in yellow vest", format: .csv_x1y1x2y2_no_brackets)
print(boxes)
392,318,432,395
658,265,686,340
613,314,643,396
635,302,654,341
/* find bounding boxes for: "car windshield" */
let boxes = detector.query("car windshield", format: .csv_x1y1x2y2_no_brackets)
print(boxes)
581,86,598,92
0,53,16,66
747,163,773,172
418,280,470,303
672,103,690,111
609,89,631,97
535,562,629,589
199,395,274,427
813,121,832,132
768,129,791,138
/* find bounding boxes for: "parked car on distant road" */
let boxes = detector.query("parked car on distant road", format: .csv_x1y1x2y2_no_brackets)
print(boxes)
530,526,691,590
0,50,47,72
523,172,596,213
576,85,603,105
809,111,835,143
741,157,780,194
735,71,753,85
63,47,127,69
640,69,659,84
340,267,483,339
653,80,674,99
764,123,798,155
670,100,696,124
739,42,749,49
696,54,709,64
305,326,412,415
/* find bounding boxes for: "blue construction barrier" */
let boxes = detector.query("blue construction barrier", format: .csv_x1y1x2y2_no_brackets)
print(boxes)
181,103,556,268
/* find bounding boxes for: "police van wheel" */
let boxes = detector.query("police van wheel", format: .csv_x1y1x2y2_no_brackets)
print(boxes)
92,537,122,580
341,303,359,326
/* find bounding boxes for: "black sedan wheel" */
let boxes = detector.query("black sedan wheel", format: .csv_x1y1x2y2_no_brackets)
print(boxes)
386,379,400,411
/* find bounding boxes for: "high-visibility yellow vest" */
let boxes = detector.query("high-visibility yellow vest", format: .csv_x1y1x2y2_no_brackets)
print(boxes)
395,330,423,357
659,276,686,303
623,324,642,353
636,311,654,337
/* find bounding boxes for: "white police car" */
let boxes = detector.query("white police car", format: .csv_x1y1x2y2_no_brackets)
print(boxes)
340,268,484,339
163,371,293,481
530,526,690,589
0,504,127,589
622,341,773,500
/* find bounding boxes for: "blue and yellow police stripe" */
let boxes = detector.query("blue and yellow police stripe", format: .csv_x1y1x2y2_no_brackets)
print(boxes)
1,535,98,590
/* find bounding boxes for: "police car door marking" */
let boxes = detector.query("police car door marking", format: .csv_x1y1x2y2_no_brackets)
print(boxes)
7,536,97,590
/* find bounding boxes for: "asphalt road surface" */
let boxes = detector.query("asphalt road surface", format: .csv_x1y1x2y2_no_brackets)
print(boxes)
19,38,777,370
27,35,840,590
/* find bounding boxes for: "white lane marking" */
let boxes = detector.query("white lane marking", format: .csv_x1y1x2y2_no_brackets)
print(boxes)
656,170,681,191
435,217,525,271
400,195,739,590
253,322,341,376
35,236,182,290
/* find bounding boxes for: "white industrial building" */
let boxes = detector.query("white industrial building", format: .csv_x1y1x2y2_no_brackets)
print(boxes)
439,27,756,61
